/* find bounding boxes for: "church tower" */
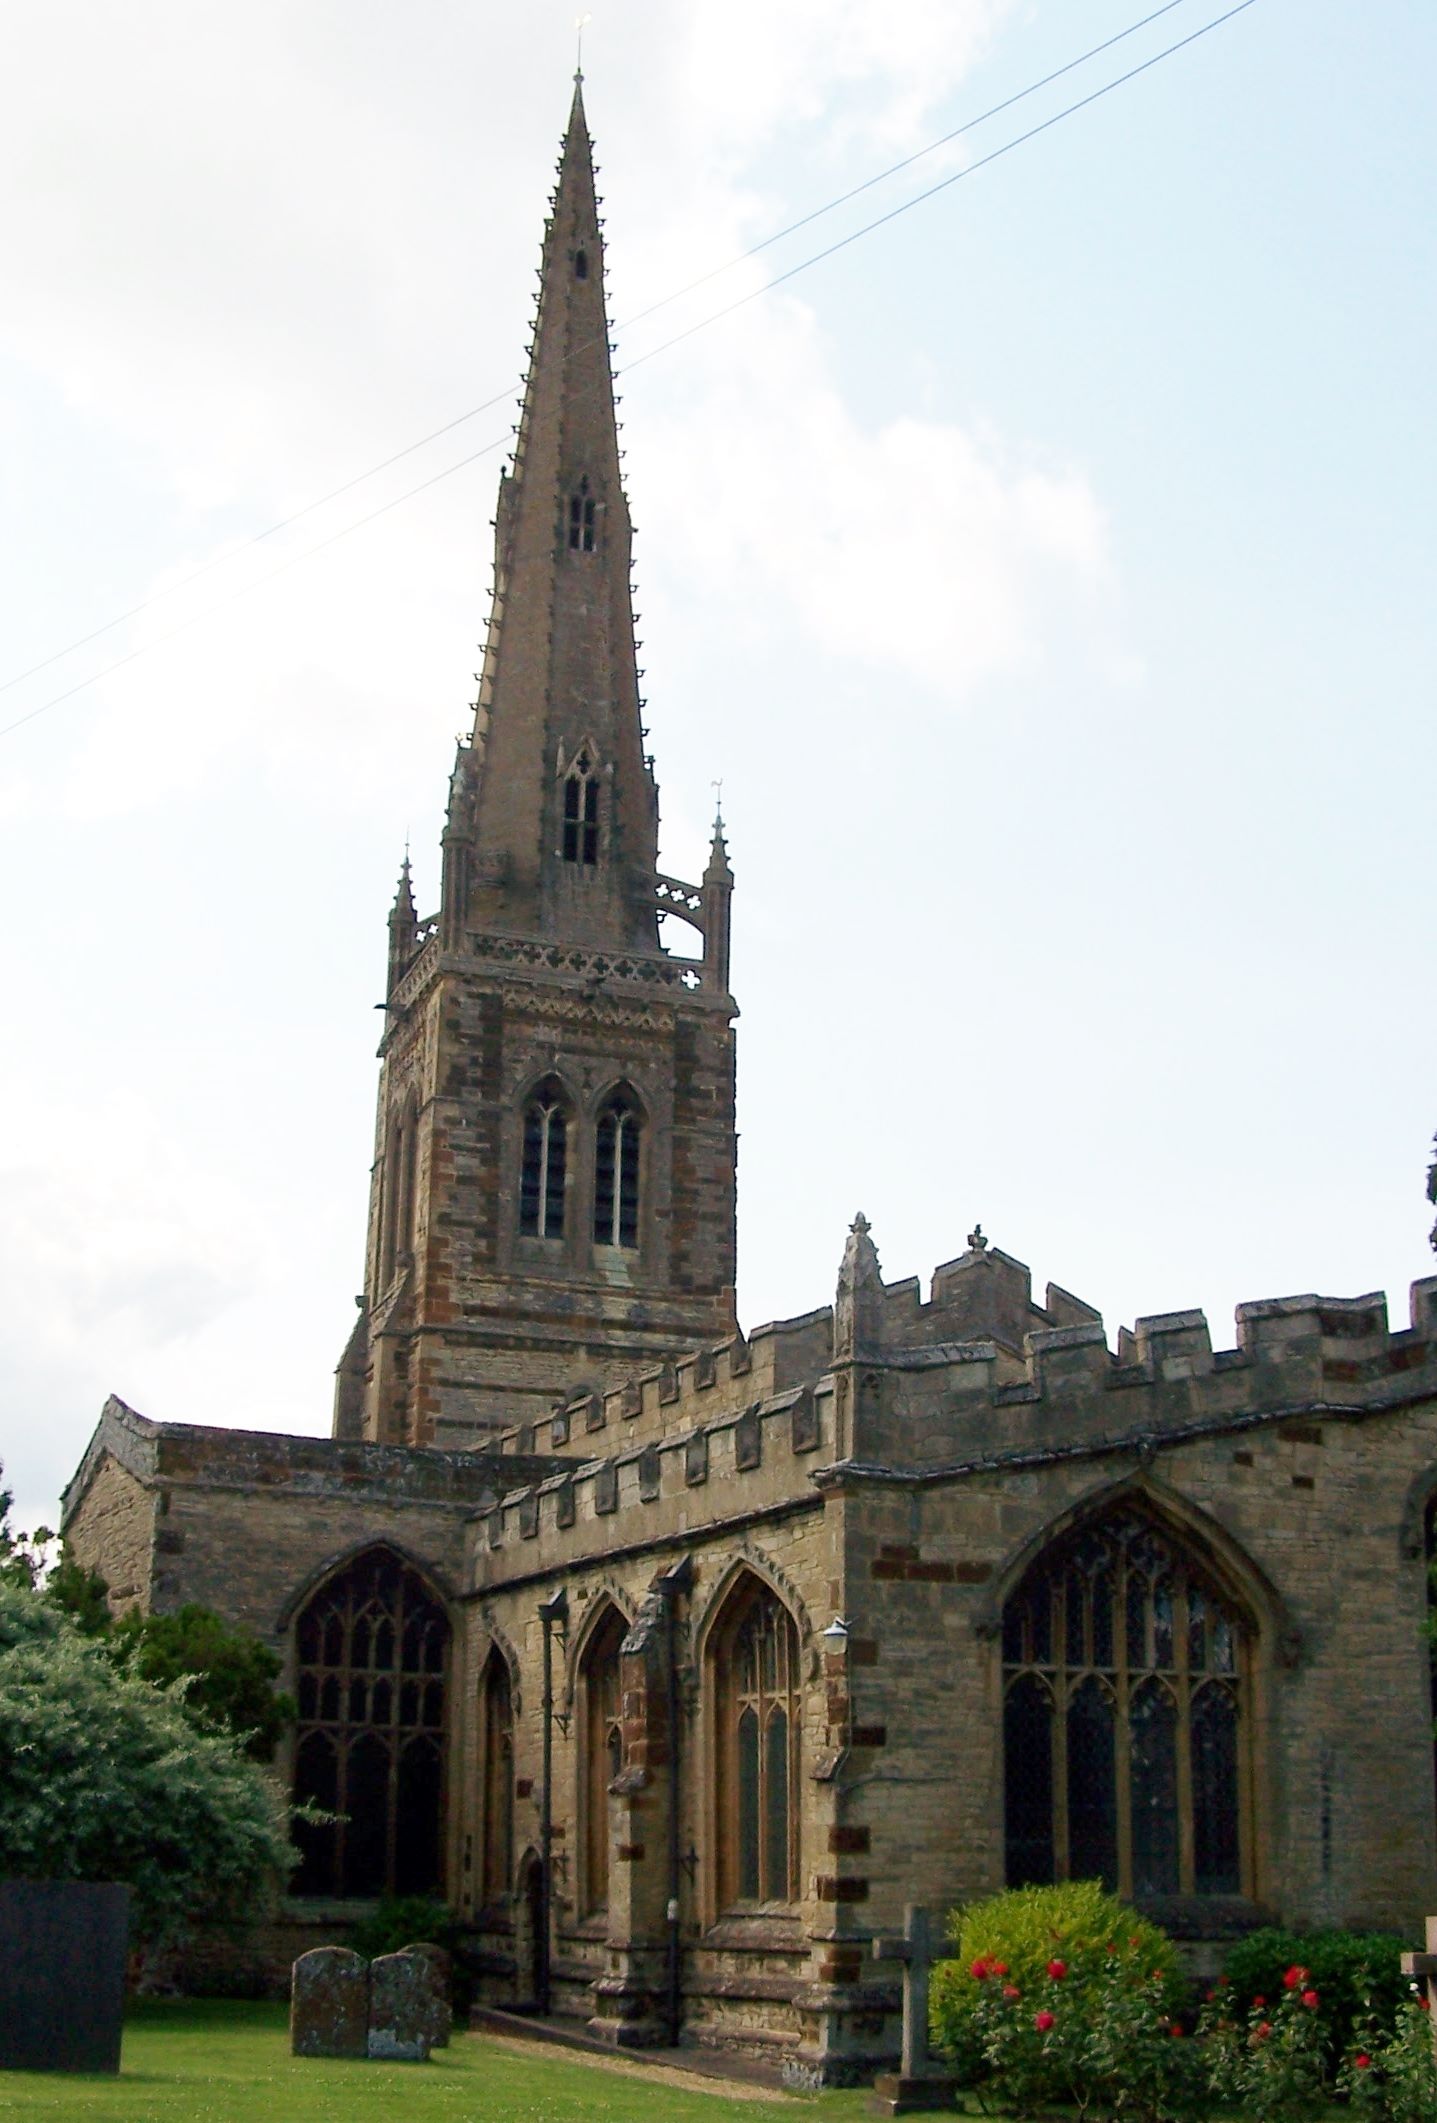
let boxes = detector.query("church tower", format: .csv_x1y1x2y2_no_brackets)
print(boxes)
335,83,739,1449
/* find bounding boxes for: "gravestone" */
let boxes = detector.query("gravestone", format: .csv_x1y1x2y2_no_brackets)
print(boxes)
0,1880,129,2074
290,1945,369,2058
870,1905,955,2115
1400,1915,1437,2067
367,1949,433,2060
404,1939,454,2048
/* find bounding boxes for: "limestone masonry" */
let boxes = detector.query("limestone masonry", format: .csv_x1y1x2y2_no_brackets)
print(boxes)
61,82,1437,2086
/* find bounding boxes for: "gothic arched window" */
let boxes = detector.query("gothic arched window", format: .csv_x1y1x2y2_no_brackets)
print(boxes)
291,1548,449,1899
479,1646,514,1907
712,1576,801,1908
519,1079,569,1238
1001,1507,1247,1902
567,474,596,552
579,1603,627,1914
379,1094,418,1287
562,750,599,865
593,1089,640,1249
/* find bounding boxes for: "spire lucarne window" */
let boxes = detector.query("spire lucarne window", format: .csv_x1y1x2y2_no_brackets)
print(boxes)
567,474,596,552
562,751,599,866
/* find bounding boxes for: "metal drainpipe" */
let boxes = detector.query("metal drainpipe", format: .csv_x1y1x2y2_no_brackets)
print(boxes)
659,1555,693,2047
537,1587,568,2018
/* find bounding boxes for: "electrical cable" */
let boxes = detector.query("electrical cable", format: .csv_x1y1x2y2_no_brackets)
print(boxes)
0,0,1207,707
1,0,1258,740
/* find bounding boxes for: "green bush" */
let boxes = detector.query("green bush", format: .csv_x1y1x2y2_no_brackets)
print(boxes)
1221,1927,1406,2072
1339,1993,1437,2122
1200,1969,1329,2120
930,1882,1185,2113
347,1897,466,2001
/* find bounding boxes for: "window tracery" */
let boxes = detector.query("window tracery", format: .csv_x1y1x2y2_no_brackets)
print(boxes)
562,749,599,866
519,1079,568,1238
579,1604,627,1914
291,1549,449,1899
712,1576,800,1908
1002,1507,1246,1901
480,1646,514,1906
593,1088,640,1249
567,474,596,552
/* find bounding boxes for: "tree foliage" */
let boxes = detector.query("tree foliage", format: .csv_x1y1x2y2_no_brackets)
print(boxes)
112,1603,294,1762
0,1579,294,1945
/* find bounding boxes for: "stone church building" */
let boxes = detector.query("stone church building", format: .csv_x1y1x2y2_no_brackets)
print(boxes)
62,84,1437,2082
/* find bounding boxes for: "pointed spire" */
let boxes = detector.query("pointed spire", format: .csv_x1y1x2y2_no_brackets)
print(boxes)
703,798,732,886
390,848,416,927
387,848,419,993
460,82,658,952
834,1212,883,1363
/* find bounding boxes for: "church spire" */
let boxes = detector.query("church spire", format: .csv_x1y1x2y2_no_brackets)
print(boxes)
451,82,658,951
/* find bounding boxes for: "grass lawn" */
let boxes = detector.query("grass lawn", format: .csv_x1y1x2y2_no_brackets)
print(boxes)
0,2001,878,2123
0,2002,1352,2121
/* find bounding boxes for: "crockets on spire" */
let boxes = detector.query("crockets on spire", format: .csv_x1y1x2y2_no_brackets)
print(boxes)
445,80,659,953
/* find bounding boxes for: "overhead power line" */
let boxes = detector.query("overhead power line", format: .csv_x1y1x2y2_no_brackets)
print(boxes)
1,0,1257,741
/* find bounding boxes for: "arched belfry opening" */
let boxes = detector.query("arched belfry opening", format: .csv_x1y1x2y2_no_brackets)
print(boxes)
519,1076,569,1239
1001,1504,1250,1903
290,1547,450,1899
593,1086,641,1249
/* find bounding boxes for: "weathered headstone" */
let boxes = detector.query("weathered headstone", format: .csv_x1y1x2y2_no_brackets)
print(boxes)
290,1945,369,2058
0,1880,130,2074
367,1949,433,2060
1400,1914,1437,2067
870,1905,955,2115
404,1939,454,2048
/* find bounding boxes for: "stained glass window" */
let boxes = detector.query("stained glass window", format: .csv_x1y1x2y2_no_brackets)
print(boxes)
581,1604,627,1915
715,1577,800,1907
1002,1509,1246,1901
480,1647,514,1906
292,1549,449,1899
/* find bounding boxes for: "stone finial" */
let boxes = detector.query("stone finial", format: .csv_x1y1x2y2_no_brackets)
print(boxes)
835,1212,882,1362
967,1223,988,1253
389,851,417,929
703,804,733,885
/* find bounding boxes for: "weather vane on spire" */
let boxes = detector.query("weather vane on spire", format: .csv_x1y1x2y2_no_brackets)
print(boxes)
575,13,591,82
712,777,724,829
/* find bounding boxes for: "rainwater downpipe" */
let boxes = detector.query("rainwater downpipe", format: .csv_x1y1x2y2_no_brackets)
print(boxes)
537,1586,568,2018
659,1554,693,2047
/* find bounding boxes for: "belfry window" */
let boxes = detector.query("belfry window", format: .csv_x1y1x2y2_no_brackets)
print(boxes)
593,1089,640,1248
712,1576,801,1907
580,1603,627,1914
562,751,599,866
520,1079,568,1238
574,248,589,280
1001,1507,1247,1902
291,1548,449,1900
568,475,596,552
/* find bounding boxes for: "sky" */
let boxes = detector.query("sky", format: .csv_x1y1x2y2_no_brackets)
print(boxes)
2,1,1434,1532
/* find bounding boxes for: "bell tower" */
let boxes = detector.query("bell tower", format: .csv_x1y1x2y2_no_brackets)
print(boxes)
335,82,739,1448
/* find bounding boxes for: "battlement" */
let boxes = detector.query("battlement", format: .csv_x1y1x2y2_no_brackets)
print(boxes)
474,1374,834,1584
492,1307,832,1458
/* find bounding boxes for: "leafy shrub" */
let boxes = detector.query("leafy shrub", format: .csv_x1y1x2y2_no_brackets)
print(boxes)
1221,1926,1406,2071
1339,1992,1437,2122
0,1581,293,1945
1200,1962,1329,2119
347,1897,468,2002
930,1882,1188,2118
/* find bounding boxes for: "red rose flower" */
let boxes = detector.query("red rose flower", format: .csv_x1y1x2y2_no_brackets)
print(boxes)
1047,1959,1068,1981
1420,1994,1432,2014
1355,2054,1372,2070
1170,2024,1185,2038
970,1958,991,1981
991,1962,1009,1977
1002,1984,1021,2002
1283,1965,1309,1991
1254,2021,1273,2042
1034,2010,1055,2033
1301,1990,1319,2010
1252,1996,1266,2009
